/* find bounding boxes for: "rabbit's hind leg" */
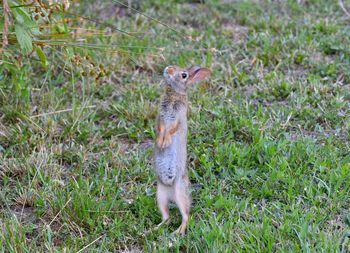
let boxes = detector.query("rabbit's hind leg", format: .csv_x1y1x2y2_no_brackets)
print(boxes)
155,182,171,229
173,181,191,235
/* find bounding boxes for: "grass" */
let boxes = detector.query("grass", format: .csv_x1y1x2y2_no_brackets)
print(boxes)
1,0,350,252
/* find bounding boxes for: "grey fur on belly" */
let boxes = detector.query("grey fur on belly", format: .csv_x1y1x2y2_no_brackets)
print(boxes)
155,147,178,186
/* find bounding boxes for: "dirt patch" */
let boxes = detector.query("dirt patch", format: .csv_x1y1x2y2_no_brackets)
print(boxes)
342,84,350,92
287,66,307,79
115,138,154,166
241,85,258,96
221,21,249,41
139,138,153,150
98,4,129,21
309,51,335,65
0,158,29,178
120,247,144,253
114,137,153,154
288,125,349,143
92,1,142,21
327,214,345,232
10,206,37,224
289,130,321,141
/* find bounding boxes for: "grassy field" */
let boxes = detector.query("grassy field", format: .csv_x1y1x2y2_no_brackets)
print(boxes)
1,0,350,252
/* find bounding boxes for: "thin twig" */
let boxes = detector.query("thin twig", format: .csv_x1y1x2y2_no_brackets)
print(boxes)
30,105,96,118
35,40,166,50
281,113,292,128
32,41,165,58
76,235,104,253
1,0,10,53
111,0,191,41
48,197,71,226
38,23,150,35
339,0,350,17
30,196,72,246
64,11,135,37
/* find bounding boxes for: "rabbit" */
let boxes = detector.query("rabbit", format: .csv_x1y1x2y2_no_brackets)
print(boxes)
154,65,211,235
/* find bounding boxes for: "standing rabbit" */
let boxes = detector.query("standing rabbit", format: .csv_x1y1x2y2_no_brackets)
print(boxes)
154,65,211,235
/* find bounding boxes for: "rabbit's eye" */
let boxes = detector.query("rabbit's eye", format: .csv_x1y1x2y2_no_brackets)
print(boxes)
181,73,188,79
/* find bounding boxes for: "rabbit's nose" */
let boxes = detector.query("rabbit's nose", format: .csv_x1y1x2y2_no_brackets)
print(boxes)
165,66,175,76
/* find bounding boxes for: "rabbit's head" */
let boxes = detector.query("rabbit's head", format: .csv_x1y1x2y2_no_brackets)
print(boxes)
163,65,211,94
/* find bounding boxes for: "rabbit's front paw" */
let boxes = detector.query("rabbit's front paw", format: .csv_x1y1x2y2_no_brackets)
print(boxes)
156,133,171,149
156,135,164,148
161,133,172,149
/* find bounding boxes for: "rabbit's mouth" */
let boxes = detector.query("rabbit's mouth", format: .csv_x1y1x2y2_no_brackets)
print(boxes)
163,66,187,94
163,77,187,95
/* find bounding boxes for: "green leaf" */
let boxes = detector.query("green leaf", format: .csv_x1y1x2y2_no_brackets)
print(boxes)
15,25,33,54
53,25,66,34
35,46,48,68
13,7,36,28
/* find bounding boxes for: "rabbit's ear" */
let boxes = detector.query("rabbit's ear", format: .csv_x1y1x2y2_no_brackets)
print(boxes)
187,65,201,75
187,66,211,85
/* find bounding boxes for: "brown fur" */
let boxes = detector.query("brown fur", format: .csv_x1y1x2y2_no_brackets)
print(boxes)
154,65,211,235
